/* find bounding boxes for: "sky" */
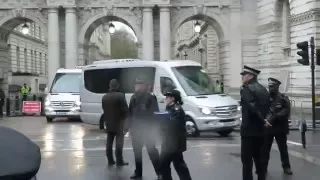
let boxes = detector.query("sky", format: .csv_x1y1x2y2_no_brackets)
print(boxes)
113,21,138,42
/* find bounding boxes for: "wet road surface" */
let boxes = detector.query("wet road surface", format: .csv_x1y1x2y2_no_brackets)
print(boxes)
1,117,320,180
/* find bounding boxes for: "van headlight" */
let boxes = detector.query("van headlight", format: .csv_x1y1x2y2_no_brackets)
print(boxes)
237,106,241,111
45,100,51,106
199,107,211,115
74,101,81,107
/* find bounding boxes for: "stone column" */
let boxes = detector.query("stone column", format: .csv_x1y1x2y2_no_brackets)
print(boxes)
65,7,78,68
159,7,171,61
143,7,154,60
47,8,60,87
229,7,242,89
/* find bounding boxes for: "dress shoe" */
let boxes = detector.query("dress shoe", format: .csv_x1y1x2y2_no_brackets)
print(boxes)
130,173,142,179
108,161,115,166
116,161,129,166
283,168,293,175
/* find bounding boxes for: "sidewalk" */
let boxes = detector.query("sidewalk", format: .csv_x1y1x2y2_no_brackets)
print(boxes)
282,131,320,166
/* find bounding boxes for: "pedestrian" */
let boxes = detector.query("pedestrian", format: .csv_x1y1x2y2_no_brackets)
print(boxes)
261,77,292,175
102,79,129,166
215,80,221,93
126,76,161,180
0,88,5,119
159,89,192,180
240,65,270,180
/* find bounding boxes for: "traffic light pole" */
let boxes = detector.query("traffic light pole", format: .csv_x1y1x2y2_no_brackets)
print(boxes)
310,37,316,129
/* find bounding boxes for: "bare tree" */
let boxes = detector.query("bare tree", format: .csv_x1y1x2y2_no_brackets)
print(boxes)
111,27,138,59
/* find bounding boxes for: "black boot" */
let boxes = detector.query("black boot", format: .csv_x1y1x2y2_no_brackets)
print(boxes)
130,172,142,179
283,168,293,175
116,161,129,166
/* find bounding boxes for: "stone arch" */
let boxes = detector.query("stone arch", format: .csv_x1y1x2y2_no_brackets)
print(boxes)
171,12,228,43
0,14,47,42
78,13,142,45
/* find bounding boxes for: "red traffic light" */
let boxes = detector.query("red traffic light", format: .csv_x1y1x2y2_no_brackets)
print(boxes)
297,41,308,49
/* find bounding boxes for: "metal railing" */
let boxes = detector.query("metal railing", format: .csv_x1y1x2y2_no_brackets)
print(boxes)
4,94,45,117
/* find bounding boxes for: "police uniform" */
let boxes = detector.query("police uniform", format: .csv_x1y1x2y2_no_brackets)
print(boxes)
127,77,161,179
160,90,192,180
262,78,292,175
240,65,270,180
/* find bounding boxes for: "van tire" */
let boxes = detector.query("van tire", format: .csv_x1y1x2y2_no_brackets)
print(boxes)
46,117,53,123
217,129,233,137
185,116,200,137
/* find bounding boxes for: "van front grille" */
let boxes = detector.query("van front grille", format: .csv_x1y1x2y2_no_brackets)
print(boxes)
213,105,238,117
51,101,74,108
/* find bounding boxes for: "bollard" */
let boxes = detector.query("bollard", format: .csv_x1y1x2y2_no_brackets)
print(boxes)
6,97,10,117
299,119,307,148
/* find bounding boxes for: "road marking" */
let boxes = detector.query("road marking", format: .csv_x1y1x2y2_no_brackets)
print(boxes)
287,140,303,146
40,143,241,152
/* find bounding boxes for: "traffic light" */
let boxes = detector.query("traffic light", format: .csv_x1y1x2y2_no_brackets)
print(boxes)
316,49,320,65
297,41,309,65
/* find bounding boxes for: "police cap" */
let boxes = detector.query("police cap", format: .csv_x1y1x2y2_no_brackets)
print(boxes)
268,77,281,86
240,65,261,76
164,89,181,99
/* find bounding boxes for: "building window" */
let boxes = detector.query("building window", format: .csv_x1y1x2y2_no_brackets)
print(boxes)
24,48,27,72
45,54,47,75
31,50,34,72
39,52,42,75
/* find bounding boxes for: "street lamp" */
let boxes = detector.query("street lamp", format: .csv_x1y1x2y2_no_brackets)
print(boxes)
21,21,29,35
109,22,115,35
194,21,201,33
183,51,188,60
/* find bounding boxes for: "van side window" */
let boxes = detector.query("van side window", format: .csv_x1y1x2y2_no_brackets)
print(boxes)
84,67,156,94
160,77,175,95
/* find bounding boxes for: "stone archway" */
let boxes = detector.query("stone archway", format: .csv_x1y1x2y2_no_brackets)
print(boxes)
171,10,228,83
0,10,47,93
78,9,142,64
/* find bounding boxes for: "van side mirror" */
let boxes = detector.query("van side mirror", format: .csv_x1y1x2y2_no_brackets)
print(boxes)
44,87,48,94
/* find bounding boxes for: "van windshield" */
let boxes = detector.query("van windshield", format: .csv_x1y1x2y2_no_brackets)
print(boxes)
172,66,220,96
50,73,81,93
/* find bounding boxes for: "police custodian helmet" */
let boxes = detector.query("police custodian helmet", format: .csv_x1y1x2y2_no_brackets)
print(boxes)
165,89,181,99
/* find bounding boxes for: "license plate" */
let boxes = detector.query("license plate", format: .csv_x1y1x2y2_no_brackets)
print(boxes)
56,112,67,115
224,122,234,126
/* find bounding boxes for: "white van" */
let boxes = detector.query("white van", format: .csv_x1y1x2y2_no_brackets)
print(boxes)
80,59,241,137
44,67,82,123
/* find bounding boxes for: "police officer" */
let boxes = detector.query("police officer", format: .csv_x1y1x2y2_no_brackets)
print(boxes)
160,89,192,180
240,65,270,180
262,77,292,175
126,76,161,180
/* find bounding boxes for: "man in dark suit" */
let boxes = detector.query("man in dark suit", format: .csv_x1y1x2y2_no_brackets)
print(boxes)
102,79,129,166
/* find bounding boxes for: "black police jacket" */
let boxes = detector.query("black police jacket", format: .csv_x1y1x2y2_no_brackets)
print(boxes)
127,91,159,131
161,103,187,153
266,93,290,134
240,78,270,137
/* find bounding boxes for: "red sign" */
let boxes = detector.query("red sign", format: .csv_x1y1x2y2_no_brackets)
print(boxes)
22,101,41,113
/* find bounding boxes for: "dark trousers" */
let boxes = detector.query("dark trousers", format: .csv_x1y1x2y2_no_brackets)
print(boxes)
131,131,160,176
262,133,291,171
160,151,192,180
106,132,125,163
241,136,265,180
0,104,3,118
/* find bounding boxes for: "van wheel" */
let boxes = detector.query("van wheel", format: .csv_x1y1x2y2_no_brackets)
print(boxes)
217,129,233,137
46,117,53,123
185,117,200,137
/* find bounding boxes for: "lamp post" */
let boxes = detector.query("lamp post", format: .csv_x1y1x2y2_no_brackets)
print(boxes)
109,22,115,35
183,51,188,60
194,21,201,33
21,20,29,35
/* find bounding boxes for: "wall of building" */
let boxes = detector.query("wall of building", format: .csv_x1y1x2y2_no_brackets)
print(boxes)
90,24,111,58
7,21,47,93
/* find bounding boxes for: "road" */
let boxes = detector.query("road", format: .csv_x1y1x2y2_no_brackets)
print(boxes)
1,116,320,180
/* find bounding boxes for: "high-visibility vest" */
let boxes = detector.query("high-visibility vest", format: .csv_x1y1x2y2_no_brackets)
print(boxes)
20,87,29,95
215,84,221,92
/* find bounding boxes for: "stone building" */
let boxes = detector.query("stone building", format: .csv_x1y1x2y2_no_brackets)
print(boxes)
7,21,47,94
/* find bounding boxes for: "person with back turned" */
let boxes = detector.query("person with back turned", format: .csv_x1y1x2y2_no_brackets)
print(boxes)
261,77,292,175
240,65,270,180
126,76,161,180
159,89,192,180
102,79,129,166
